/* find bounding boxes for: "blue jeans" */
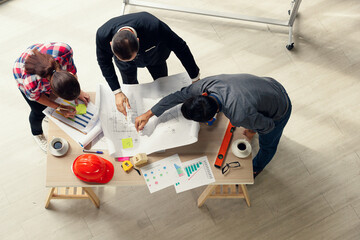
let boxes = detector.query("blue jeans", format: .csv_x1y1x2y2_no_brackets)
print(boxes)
252,95,292,172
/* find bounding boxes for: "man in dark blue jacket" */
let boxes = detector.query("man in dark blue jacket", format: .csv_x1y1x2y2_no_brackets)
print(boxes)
96,12,200,116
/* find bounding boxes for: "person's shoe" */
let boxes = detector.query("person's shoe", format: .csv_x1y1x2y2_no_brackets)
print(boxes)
43,116,49,123
253,170,263,179
33,134,48,153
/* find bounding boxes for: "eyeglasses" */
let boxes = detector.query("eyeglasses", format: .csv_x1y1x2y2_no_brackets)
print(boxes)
222,161,241,175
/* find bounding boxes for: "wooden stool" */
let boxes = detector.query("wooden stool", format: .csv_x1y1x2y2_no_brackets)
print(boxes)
197,184,250,207
45,187,100,209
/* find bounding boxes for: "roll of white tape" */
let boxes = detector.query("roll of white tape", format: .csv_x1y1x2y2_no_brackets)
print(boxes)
231,139,252,158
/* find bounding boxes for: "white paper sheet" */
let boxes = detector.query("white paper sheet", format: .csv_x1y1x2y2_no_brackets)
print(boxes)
140,154,182,193
174,156,215,193
98,73,200,157
49,99,99,134
89,132,108,150
43,100,102,148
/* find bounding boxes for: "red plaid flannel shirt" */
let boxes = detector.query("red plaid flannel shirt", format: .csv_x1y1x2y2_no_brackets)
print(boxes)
13,42,77,101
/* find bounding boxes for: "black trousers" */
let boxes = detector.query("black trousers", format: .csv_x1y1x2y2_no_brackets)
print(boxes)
20,91,46,135
114,58,169,84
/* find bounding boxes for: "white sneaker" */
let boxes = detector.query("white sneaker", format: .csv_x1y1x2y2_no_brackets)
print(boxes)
43,116,49,123
33,134,48,153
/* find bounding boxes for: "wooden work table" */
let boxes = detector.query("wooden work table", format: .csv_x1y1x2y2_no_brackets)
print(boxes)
45,95,254,208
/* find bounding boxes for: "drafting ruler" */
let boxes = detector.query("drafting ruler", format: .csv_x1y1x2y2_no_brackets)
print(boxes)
214,122,236,168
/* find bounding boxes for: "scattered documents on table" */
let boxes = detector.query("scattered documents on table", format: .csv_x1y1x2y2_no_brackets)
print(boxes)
47,99,99,134
140,154,215,194
141,154,181,193
174,156,215,193
98,73,200,157
43,99,102,147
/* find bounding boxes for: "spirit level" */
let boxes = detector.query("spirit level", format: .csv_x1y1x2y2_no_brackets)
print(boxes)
214,122,236,168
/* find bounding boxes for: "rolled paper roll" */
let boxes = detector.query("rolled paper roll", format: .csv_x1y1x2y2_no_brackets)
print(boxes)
231,139,252,158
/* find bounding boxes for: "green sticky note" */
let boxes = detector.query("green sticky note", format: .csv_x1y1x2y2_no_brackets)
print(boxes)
76,104,87,115
122,138,133,149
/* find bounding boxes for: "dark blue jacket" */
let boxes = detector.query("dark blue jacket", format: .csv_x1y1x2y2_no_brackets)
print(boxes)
96,12,199,91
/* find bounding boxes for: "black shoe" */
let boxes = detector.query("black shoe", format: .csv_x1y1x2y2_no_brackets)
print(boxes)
253,170,263,179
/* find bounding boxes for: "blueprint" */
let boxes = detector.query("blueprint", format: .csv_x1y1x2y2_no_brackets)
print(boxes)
97,73,200,157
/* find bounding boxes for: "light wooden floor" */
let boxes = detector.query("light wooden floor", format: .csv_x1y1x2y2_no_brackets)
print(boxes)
1,0,359,239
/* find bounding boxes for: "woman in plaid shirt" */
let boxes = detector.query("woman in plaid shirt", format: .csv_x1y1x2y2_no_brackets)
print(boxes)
13,42,89,152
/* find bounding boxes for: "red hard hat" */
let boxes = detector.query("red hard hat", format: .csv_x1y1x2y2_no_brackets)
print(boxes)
72,154,114,184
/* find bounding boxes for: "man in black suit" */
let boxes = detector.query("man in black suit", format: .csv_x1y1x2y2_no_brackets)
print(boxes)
96,12,200,116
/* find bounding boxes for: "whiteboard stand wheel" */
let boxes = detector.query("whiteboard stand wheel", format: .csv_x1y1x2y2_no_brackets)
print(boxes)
286,43,294,50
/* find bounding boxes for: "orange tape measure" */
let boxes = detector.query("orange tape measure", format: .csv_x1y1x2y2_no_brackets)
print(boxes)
214,122,236,168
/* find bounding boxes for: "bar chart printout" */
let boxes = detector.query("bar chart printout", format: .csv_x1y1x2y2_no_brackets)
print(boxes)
174,156,215,193
49,98,99,134
185,162,201,178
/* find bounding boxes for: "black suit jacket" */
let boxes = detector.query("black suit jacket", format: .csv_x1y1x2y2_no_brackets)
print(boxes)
96,12,200,91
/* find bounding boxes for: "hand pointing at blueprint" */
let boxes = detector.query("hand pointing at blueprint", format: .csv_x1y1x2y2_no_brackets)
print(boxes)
98,73,200,157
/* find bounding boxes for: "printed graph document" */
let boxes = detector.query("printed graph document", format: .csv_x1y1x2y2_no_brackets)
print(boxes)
43,99,102,147
140,155,215,194
47,99,99,134
140,154,182,193
98,73,200,157
173,156,215,193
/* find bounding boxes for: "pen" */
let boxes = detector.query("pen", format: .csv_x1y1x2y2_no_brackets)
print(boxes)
57,107,75,112
83,149,104,154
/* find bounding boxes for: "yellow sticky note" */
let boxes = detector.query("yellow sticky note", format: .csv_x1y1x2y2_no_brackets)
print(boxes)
122,138,133,149
76,104,87,115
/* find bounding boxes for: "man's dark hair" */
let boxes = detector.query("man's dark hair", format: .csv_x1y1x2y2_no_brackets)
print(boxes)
181,96,218,122
111,30,139,60
51,71,81,100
